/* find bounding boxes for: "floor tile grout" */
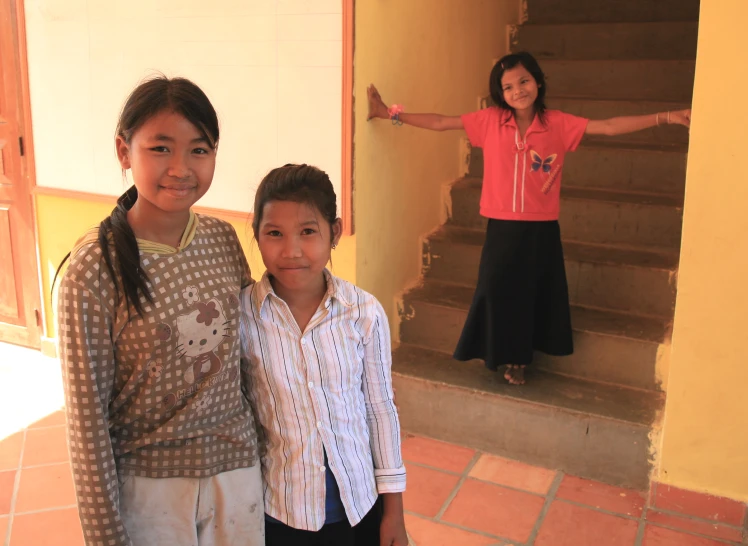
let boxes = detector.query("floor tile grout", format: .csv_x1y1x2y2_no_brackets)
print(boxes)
524,471,564,545
635,502,648,546
25,423,66,432
647,506,748,530
646,521,743,545
19,461,71,471
433,451,482,521
555,497,643,522
4,428,26,546
11,504,79,517
404,509,514,544
405,459,550,499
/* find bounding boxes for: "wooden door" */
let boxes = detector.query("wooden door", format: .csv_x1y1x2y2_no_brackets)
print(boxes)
0,0,42,348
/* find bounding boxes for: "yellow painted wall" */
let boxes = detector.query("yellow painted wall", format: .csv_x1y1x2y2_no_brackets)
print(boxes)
657,0,748,502
354,0,519,332
38,194,355,338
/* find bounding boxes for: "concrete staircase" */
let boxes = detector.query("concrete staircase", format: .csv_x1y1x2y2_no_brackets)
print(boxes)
392,0,699,489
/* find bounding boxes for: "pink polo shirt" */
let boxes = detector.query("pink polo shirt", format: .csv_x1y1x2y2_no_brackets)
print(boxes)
461,108,588,221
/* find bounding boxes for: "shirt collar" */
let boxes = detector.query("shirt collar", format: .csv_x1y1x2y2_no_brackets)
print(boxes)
500,108,548,135
254,268,354,315
71,210,198,258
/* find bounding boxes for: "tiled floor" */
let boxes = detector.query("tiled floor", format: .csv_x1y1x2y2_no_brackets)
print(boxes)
1,342,746,545
401,435,746,545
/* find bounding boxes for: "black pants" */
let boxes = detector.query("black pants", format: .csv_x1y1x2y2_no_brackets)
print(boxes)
265,498,382,546
453,219,573,368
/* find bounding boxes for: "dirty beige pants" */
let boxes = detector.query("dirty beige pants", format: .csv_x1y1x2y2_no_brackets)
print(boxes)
119,465,264,546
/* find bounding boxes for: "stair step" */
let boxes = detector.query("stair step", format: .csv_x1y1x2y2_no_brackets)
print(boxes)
541,60,695,102
392,343,664,488
449,178,683,249
400,281,669,391
523,0,700,24
468,142,688,197
425,225,678,317
513,22,698,60
560,186,683,249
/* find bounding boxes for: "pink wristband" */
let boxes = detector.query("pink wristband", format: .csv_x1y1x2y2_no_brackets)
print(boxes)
387,104,404,118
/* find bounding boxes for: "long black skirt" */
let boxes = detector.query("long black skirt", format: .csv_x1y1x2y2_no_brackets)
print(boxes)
453,219,573,369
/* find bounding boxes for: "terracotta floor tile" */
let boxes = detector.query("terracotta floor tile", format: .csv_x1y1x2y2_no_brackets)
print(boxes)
646,510,744,543
28,410,66,429
22,426,69,467
652,483,746,526
643,524,729,546
401,435,476,474
556,475,646,517
0,471,16,515
0,515,8,542
404,514,496,546
0,431,24,472
10,507,84,546
469,453,557,495
441,478,544,543
14,463,76,513
403,463,460,517
535,501,638,546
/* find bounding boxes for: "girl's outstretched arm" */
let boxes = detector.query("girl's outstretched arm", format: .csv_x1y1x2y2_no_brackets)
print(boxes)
367,84,464,131
586,109,691,136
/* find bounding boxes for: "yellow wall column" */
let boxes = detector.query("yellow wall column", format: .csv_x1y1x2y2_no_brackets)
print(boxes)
658,0,748,502
353,0,519,333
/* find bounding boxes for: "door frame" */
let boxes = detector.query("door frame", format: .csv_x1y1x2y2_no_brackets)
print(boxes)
0,0,44,350
341,0,354,235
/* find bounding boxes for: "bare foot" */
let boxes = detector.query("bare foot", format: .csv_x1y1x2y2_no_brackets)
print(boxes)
503,365,526,385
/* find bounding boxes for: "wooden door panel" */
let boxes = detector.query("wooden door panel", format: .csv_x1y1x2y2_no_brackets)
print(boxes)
0,205,21,320
0,0,42,348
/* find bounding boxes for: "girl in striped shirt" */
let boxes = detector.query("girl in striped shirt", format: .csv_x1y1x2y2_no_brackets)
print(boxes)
239,164,408,545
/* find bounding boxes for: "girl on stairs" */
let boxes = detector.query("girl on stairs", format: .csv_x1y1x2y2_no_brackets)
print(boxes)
367,51,690,385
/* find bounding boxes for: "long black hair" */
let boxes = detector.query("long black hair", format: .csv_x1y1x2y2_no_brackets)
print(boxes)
53,76,220,317
252,164,338,244
489,51,547,121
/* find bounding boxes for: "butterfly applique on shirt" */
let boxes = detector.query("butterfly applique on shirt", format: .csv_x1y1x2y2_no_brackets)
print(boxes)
530,150,557,173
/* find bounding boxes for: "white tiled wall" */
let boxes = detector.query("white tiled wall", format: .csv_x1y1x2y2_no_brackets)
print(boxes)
24,0,343,213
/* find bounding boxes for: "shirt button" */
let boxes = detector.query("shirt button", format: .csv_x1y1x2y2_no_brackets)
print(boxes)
308,382,314,388
317,421,322,428
301,339,306,345
320,466,326,473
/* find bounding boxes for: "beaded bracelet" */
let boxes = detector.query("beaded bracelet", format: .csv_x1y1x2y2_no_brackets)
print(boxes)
388,104,404,126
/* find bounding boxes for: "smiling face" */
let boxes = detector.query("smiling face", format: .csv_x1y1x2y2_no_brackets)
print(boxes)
116,110,216,215
500,64,540,115
257,200,342,295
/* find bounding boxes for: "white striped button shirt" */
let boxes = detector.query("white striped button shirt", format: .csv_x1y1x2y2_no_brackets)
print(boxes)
239,270,405,531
